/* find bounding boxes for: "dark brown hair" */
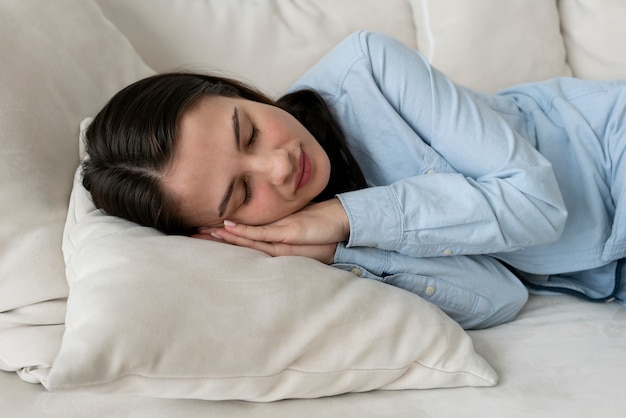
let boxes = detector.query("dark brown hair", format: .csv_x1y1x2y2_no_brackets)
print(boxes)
82,73,366,235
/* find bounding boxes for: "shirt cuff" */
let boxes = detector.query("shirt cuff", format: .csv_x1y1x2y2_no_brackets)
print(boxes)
333,242,390,276
336,186,403,251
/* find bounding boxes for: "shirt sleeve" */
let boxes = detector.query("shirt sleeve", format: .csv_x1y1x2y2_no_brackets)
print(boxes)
333,243,529,329
336,31,567,258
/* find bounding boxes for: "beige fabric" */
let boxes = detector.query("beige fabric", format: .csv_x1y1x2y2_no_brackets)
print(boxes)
4,294,626,417
95,0,418,96
0,0,154,381
3,0,626,412
559,0,626,79
45,164,497,401
95,0,577,95
412,0,572,92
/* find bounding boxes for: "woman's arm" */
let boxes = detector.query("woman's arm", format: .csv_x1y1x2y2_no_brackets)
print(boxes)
334,31,567,257
209,31,568,259
333,244,529,329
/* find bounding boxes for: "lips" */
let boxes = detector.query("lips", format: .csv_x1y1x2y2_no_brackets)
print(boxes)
296,148,312,191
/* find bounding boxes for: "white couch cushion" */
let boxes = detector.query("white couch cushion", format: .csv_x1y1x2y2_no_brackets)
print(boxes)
0,0,154,382
559,0,626,80
44,157,497,401
413,0,572,92
95,0,418,96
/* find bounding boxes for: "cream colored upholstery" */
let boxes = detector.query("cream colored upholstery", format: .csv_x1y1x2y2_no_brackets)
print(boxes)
1,0,625,415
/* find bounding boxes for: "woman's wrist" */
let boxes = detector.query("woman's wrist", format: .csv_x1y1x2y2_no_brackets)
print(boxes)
328,198,350,242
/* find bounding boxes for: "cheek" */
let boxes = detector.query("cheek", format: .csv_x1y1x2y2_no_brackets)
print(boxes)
266,112,299,143
309,145,331,194
248,187,300,224
240,187,283,225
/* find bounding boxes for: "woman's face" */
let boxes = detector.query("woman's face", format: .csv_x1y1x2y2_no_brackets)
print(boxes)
163,95,331,228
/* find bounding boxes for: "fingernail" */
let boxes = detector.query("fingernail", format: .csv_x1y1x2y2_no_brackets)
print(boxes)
224,220,236,227
210,232,223,240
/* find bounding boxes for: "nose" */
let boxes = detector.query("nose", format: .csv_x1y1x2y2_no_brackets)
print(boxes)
251,148,292,186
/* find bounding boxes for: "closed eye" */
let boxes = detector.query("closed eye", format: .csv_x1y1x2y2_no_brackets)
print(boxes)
242,124,256,205
242,177,252,206
247,125,258,148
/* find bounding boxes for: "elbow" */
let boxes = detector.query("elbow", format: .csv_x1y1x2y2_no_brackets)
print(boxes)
462,289,528,330
514,181,568,247
535,203,568,246
554,207,568,238
459,273,529,330
534,167,568,244
496,200,567,250
450,281,528,330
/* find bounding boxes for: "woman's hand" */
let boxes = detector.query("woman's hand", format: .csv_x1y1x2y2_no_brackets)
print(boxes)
193,228,338,264
192,198,350,264
226,198,349,244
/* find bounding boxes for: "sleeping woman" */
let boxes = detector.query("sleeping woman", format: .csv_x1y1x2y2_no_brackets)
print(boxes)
82,31,626,329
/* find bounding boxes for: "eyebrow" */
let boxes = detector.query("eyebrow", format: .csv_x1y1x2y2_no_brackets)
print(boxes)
217,107,240,218
232,106,241,148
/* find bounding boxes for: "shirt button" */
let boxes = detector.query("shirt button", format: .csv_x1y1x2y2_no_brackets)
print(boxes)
350,267,362,277
425,286,436,296
426,169,436,175
442,249,453,256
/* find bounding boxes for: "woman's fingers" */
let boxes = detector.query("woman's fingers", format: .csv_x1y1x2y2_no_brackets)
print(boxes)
222,221,291,243
196,228,336,263
207,228,282,255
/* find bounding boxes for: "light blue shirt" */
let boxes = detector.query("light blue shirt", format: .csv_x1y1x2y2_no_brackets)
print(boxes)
289,31,626,328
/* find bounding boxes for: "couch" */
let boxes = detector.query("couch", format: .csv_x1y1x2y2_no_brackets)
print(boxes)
2,1,625,417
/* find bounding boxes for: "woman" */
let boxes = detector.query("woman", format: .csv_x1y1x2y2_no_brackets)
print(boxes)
83,31,626,329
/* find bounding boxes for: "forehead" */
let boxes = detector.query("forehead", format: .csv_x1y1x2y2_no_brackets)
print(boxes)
164,95,238,227
175,95,237,168
180,95,236,131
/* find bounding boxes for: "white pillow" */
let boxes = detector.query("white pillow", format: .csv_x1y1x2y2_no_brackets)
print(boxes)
0,0,154,383
413,0,572,92
44,133,497,400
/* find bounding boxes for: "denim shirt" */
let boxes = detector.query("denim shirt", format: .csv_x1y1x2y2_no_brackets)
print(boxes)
288,31,626,325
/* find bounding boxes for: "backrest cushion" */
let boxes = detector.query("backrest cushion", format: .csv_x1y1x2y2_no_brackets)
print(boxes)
0,0,154,382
